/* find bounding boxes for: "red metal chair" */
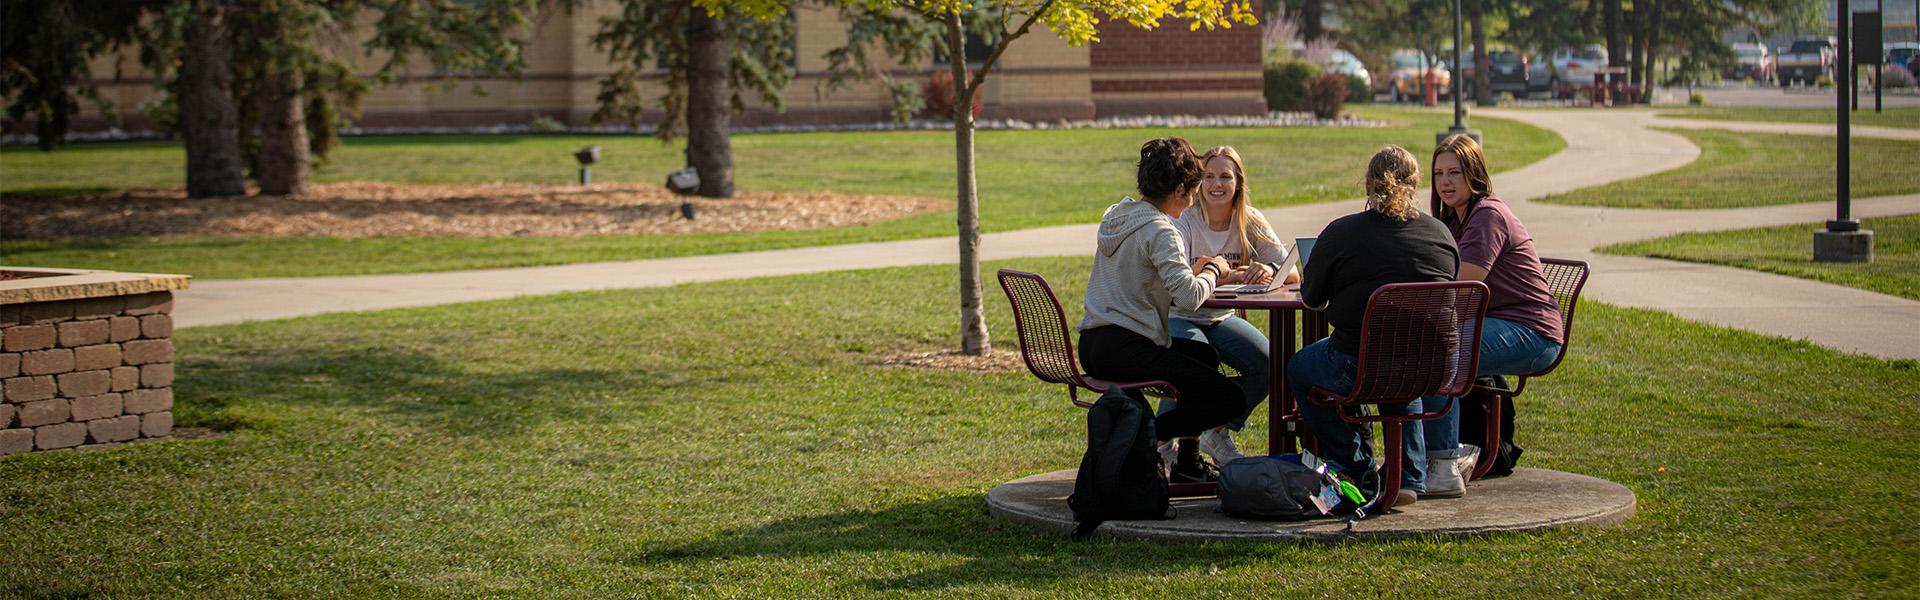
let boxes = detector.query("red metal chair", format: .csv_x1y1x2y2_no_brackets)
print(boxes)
1304,281,1489,513
996,269,1214,497
1469,258,1591,481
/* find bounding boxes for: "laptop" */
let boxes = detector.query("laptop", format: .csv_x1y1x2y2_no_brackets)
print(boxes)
1216,241,1305,296
1294,236,1317,270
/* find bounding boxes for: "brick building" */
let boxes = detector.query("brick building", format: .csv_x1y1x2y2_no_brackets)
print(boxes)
57,5,1264,135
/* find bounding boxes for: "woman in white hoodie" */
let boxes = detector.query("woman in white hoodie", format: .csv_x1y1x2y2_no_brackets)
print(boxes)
1078,137,1245,483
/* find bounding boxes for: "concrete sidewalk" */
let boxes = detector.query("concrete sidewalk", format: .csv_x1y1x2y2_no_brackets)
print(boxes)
1647,115,1920,141
175,109,1920,359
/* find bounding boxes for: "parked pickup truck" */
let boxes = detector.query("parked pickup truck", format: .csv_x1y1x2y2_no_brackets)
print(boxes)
1777,39,1833,86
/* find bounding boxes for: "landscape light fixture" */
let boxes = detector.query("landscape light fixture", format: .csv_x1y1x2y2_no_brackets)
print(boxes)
574,146,601,185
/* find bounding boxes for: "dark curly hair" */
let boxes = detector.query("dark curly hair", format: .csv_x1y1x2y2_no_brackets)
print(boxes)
1136,137,1203,203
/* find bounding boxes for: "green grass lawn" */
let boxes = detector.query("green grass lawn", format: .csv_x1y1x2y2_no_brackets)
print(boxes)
1659,106,1920,129
1535,127,1920,209
0,106,1563,279
1602,213,1920,301
2,256,1915,596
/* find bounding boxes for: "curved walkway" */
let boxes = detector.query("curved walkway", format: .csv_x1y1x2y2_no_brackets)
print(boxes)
174,109,1920,359
1647,113,1920,141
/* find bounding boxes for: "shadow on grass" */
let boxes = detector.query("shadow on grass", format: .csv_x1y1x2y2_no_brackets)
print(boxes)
178,345,667,437
623,495,1292,592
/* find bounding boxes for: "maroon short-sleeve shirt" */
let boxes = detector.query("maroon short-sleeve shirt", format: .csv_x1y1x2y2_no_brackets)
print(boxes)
1449,197,1563,344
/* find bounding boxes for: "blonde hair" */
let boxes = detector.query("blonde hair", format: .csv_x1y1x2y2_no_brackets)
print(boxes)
1195,146,1280,263
1365,145,1422,221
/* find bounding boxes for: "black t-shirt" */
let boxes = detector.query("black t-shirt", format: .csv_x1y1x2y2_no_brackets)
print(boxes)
1301,210,1460,356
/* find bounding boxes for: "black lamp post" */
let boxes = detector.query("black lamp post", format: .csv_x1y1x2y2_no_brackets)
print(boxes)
1815,4,1875,263
1438,0,1481,146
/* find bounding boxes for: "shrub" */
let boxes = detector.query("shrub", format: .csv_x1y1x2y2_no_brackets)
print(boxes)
1345,74,1372,104
921,70,982,119
529,115,567,133
1689,91,1708,106
1883,65,1917,89
885,78,924,123
1303,73,1349,119
1264,59,1321,111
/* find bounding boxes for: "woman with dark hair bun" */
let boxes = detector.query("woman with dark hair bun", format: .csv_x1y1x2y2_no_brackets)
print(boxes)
1078,136,1247,484
1419,134,1563,498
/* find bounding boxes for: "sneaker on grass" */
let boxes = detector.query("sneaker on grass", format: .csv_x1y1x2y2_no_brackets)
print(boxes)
1198,427,1245,464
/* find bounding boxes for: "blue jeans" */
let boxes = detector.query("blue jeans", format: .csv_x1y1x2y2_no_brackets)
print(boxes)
1287,338,1426,492
1422,317,1563,458
1157,316,1269,431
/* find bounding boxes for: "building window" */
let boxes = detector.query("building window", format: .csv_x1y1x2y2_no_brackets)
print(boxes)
933,31,994,66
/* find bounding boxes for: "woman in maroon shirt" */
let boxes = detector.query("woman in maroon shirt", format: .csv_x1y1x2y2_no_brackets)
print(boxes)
1421,134,1564,498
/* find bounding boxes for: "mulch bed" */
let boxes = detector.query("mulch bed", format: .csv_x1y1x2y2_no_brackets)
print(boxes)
872,348,1028,373
1,182,943,240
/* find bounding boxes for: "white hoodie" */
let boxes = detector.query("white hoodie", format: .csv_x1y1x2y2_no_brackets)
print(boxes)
1079,197,1216,347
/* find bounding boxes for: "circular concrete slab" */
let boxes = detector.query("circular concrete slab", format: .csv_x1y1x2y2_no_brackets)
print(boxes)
987,468,1635,543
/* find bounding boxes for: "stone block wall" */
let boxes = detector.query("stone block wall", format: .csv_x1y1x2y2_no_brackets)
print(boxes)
2,292,175,455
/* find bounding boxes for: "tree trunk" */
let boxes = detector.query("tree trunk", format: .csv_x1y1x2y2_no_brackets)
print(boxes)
178,0,245,198
1604,0,1625,82
685,3,734,198
945,11,989,356
1628,3,1645,88
1301,0,1324,42
1472,2,1493,106
255,65,310,195
1644,0,1664,93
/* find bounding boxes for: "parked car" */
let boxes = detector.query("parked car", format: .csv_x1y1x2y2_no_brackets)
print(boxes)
1527,53,1555,95
1777,38,1834,86
1327,49,1372,90
1888,42,1919,70
1725,43,1773,82
1485,51,1530,96
1549,45,1608,86
1388,50,1450,102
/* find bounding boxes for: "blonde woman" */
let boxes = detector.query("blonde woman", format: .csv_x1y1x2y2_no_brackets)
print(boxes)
1161,146,1297,464
1288,145,1459,508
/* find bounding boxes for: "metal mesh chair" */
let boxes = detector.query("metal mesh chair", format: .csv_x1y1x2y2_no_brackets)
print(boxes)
997,269,1212,497
997,269,1179,406
1304,281,1490,513
1469,258,1590,481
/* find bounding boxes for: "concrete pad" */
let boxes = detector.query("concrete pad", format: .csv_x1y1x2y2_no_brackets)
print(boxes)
986,468,1635,543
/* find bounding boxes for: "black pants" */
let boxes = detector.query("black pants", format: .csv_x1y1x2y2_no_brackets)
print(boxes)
1079,325,1247,441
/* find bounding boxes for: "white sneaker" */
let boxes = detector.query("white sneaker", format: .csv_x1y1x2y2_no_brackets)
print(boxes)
1424,445,1480,498
1199,427,1245,464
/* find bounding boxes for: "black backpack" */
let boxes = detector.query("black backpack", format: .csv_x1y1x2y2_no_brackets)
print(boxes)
1457,375,1524,477
1068,386,1173,539
1216,456,1331,521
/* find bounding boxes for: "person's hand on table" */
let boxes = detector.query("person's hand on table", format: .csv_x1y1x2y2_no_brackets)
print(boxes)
1245,262,1277,285
1191,255,1231,279
1282,266,1300,285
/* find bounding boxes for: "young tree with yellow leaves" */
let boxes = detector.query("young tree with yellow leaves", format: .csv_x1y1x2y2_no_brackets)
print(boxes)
823,0,1259,355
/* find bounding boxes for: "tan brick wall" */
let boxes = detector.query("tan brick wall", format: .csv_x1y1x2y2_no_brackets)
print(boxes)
45,5,1261,134
2,292,176,456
